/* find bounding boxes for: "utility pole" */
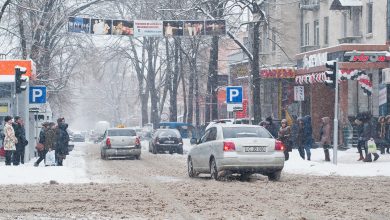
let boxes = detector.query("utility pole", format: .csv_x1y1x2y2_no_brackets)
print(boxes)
333,62,339,165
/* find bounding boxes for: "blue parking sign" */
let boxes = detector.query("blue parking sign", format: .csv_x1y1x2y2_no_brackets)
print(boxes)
29,86,47,104
226,86,243,103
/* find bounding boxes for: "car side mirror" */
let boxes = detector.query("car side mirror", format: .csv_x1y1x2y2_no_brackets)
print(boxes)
190,138,197,145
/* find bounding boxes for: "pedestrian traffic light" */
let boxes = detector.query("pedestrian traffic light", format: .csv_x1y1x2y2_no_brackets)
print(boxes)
15,66,27,93
324,61,337,88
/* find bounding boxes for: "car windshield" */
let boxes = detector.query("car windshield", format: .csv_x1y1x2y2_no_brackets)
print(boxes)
108,129,136,136
222,127,272,139
157,130,180,137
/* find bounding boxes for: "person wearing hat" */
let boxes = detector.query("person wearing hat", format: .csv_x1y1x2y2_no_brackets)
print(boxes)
3,116,18,165
278,119,291,160
12,116,28,165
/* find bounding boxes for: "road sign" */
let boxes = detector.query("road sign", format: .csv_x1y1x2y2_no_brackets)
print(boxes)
294,86,304,101
226,86,243,103
29,86,46,104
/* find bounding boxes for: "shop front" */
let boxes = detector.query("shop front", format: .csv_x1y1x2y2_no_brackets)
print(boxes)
296,44,390,142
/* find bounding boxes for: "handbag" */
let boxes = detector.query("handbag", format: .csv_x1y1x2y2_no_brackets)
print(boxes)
35,143,44,151
367,139,377,154
0,146,5,157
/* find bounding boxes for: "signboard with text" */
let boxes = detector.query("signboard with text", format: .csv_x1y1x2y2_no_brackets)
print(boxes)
294,86,304,101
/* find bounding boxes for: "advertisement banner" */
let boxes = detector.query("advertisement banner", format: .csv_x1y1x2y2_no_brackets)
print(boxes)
205,20,226,36
163,21,184,37
183,21,205,36
134,20,163,37
90,19,112,35
112,20,134,36
68,17,91,33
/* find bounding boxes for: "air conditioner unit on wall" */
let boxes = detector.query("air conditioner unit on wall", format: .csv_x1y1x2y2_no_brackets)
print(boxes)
382,68,390,84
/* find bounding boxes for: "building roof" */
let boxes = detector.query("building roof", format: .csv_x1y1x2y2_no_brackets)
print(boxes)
330,0,363,10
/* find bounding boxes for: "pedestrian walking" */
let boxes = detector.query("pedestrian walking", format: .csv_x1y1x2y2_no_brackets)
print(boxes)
55,118,69,166
355,117,365,161
296,117,305,160
265,116,278,138
3,116,18,166
361,112,379,162
320,117,331,162
385,115,390,154
377,116,387,155
34,122,49,167
303,115,313,161
12,116,28,165
278,119,291,161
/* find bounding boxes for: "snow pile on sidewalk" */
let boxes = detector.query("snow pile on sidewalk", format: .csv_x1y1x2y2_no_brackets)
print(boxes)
0,143,90,184
284,148,390,177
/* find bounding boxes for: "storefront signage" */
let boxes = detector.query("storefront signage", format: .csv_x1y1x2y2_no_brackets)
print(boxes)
260,67,296,78
302,52,328,69
344,51,390,62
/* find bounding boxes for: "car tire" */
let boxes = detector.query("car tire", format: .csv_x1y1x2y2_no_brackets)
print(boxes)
268,170,282,181
177,147,183,155
187,157,197,178
135,155,141,160
101,150,106,160
152,145,157,154
210,158,221,181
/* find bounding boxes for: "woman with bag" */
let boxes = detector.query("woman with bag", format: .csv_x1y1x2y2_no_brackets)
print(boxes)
278,119,291,161
3,116,18,166
34,122,49,167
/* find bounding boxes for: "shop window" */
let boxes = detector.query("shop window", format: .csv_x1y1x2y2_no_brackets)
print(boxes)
314,20,319,46
367,2,373,34
324,17,329,45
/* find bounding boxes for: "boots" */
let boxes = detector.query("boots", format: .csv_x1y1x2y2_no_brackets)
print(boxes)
373,153,380,161
324,149,331,162
357,153,364,161
363,153,372,162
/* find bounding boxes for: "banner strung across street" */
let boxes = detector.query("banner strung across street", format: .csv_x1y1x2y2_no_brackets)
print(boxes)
68,17,226,37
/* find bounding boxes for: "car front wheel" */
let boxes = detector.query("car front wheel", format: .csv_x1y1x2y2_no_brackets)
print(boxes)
267,170,282,181
210,158,220,181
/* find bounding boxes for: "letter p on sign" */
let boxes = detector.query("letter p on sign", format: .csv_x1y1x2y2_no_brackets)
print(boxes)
29,86,47,104
226,86,243,103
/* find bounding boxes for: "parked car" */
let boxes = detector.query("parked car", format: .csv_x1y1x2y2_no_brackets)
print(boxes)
73,133,85,142
187,124,285,181
149,129,183,154
100,128,141,160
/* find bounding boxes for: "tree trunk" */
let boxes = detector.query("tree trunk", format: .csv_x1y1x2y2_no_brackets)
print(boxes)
160,38,171,116
210,36,219,121
147,39,160,129
252,21,262,124
169,38,180,121
187,58,195,124
180,47,187,123
195,69,200,127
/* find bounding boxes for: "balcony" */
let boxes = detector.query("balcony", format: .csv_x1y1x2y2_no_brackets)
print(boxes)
338,35,363,44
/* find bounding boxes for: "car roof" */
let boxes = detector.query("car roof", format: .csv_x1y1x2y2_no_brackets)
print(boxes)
210,124,261,128
106,127,135,131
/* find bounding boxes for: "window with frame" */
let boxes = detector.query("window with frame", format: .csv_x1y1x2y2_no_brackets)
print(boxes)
324,17,329,45
207,127,217,141
314,20,319,46
367,2,373,33
305,23,310,45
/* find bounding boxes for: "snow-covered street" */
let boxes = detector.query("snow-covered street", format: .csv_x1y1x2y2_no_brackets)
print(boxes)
0,141,390,219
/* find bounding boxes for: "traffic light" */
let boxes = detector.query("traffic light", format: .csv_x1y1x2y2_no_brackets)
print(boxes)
15,66,27,93
324,61,337,88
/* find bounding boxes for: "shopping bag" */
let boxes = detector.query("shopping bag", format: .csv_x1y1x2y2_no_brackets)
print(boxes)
0,146,5,157
367,139,377,154
45,150,56,166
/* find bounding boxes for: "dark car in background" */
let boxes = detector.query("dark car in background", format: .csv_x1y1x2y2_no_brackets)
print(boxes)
149,129,183,154
73,133,85,142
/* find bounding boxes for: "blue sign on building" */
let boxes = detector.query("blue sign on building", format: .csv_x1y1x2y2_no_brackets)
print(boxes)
29,86,47,104
226,86,243,104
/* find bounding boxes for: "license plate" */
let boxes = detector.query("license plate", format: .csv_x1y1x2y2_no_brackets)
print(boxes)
165,141,174,144
245,146,266,152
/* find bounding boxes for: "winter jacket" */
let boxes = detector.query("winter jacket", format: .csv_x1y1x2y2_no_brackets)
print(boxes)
320,117,331,145
278,121,291,149
3,123,17,151
265,117,278,138
303,115,313,145
44,128,57,150
55,123,69,156
361,121,375,141
13,123,27,149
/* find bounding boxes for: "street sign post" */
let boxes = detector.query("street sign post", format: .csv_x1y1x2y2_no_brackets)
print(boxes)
29,86,47,104
226,86,243,112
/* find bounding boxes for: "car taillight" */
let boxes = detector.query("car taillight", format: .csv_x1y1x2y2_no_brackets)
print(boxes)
223,141,236,151
135,137,140,146
106,138,111,148
275,140,285,151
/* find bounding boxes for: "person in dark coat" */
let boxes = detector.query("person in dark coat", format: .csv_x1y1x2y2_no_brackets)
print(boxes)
361,112,379,162
55,121,69,166
385,115,390,154
265,116,278,138
303,115,313,160
278,119,291,160
34,122,49,167
355,117,365,161
320,117,331,162
377,116,387,154
12,116,27,165
296,117,305,159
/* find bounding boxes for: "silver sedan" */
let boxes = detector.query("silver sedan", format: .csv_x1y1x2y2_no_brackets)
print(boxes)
187,124,285,181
